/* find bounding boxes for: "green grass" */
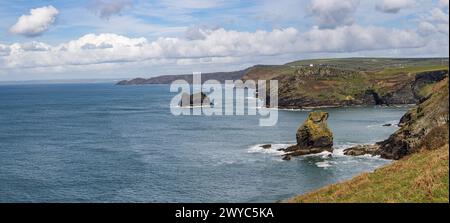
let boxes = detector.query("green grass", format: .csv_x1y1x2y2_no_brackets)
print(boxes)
289,145,449,203
286,58,449,72
374,65,449,77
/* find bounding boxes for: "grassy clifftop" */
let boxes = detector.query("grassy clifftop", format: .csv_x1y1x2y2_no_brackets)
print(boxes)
243,58,449,108
289,144,449,203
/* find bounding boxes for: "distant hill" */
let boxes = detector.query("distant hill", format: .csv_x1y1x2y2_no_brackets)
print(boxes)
116,69,249,85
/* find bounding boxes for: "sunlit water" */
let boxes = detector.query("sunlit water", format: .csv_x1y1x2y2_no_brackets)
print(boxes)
0,83,409,202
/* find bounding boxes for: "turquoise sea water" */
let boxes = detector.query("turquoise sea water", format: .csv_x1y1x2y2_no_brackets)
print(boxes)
0,83,408,202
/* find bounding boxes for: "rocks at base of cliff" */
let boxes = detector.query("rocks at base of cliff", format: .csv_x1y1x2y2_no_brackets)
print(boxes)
343,144,380,156
179,92,213,107
377,78,449,160
282,111,333,160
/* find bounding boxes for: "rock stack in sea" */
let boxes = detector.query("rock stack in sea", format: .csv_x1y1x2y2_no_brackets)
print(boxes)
179,92,212,107
282,111,334,160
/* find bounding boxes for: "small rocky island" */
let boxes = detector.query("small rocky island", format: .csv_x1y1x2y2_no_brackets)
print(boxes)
179,92,213,107
281,111,333,160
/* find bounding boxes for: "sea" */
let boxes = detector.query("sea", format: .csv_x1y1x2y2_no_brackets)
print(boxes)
0,83,410,202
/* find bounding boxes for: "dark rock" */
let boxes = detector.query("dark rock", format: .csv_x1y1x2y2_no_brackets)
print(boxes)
382,123,392,127
377,78,449,160
261,144,272,149
344,144,380,156
283,111,334,159
179,92,212,107
296,111,333,148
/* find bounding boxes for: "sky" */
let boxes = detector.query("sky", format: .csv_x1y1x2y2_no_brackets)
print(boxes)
0,0,448,81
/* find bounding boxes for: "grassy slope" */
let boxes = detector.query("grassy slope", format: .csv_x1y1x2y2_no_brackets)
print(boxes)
289,144,449,203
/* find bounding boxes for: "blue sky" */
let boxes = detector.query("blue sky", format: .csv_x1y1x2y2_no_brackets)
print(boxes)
0,0,448,81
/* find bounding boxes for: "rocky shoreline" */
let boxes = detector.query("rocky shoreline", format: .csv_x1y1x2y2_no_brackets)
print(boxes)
262,77,449,161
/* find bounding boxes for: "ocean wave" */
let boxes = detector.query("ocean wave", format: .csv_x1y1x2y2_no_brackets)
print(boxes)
315,161,332,168
268,108,313,112
247,144,292,155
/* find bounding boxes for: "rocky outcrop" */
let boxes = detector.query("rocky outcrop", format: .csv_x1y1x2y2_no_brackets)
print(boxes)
282,111,333,160
377,78,449,159
344,78,449,160
344,144,380,156
179,92,212,107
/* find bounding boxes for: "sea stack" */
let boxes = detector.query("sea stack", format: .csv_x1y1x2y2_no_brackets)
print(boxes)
283,111,333,160
179,92,212,107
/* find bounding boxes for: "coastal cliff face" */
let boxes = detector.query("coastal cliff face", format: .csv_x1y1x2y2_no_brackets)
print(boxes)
377,78,449,159
240,58,448,108
344,78,449,160
243,65,448,108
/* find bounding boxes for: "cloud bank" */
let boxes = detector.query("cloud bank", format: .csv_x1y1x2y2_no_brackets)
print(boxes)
0,25,428,69
375,0,414,13
9,5,59,37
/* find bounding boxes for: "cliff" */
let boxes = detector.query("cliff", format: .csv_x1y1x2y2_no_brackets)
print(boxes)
377,78,449,159
242,58,448,108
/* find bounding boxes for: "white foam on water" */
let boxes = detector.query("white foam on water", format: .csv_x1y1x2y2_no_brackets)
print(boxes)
272,108,313,112
332,143,360,157
315,161,331,168
247,144,292,156
302,150,333,158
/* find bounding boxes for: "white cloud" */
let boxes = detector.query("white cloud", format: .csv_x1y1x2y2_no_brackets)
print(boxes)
9,5,59,37
419,7,449,35
88,0,133,19
301,25,423,52
0,44,11,56
309,0,360,28
1,25,429,69
11,41,51,52
375,0,414,14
